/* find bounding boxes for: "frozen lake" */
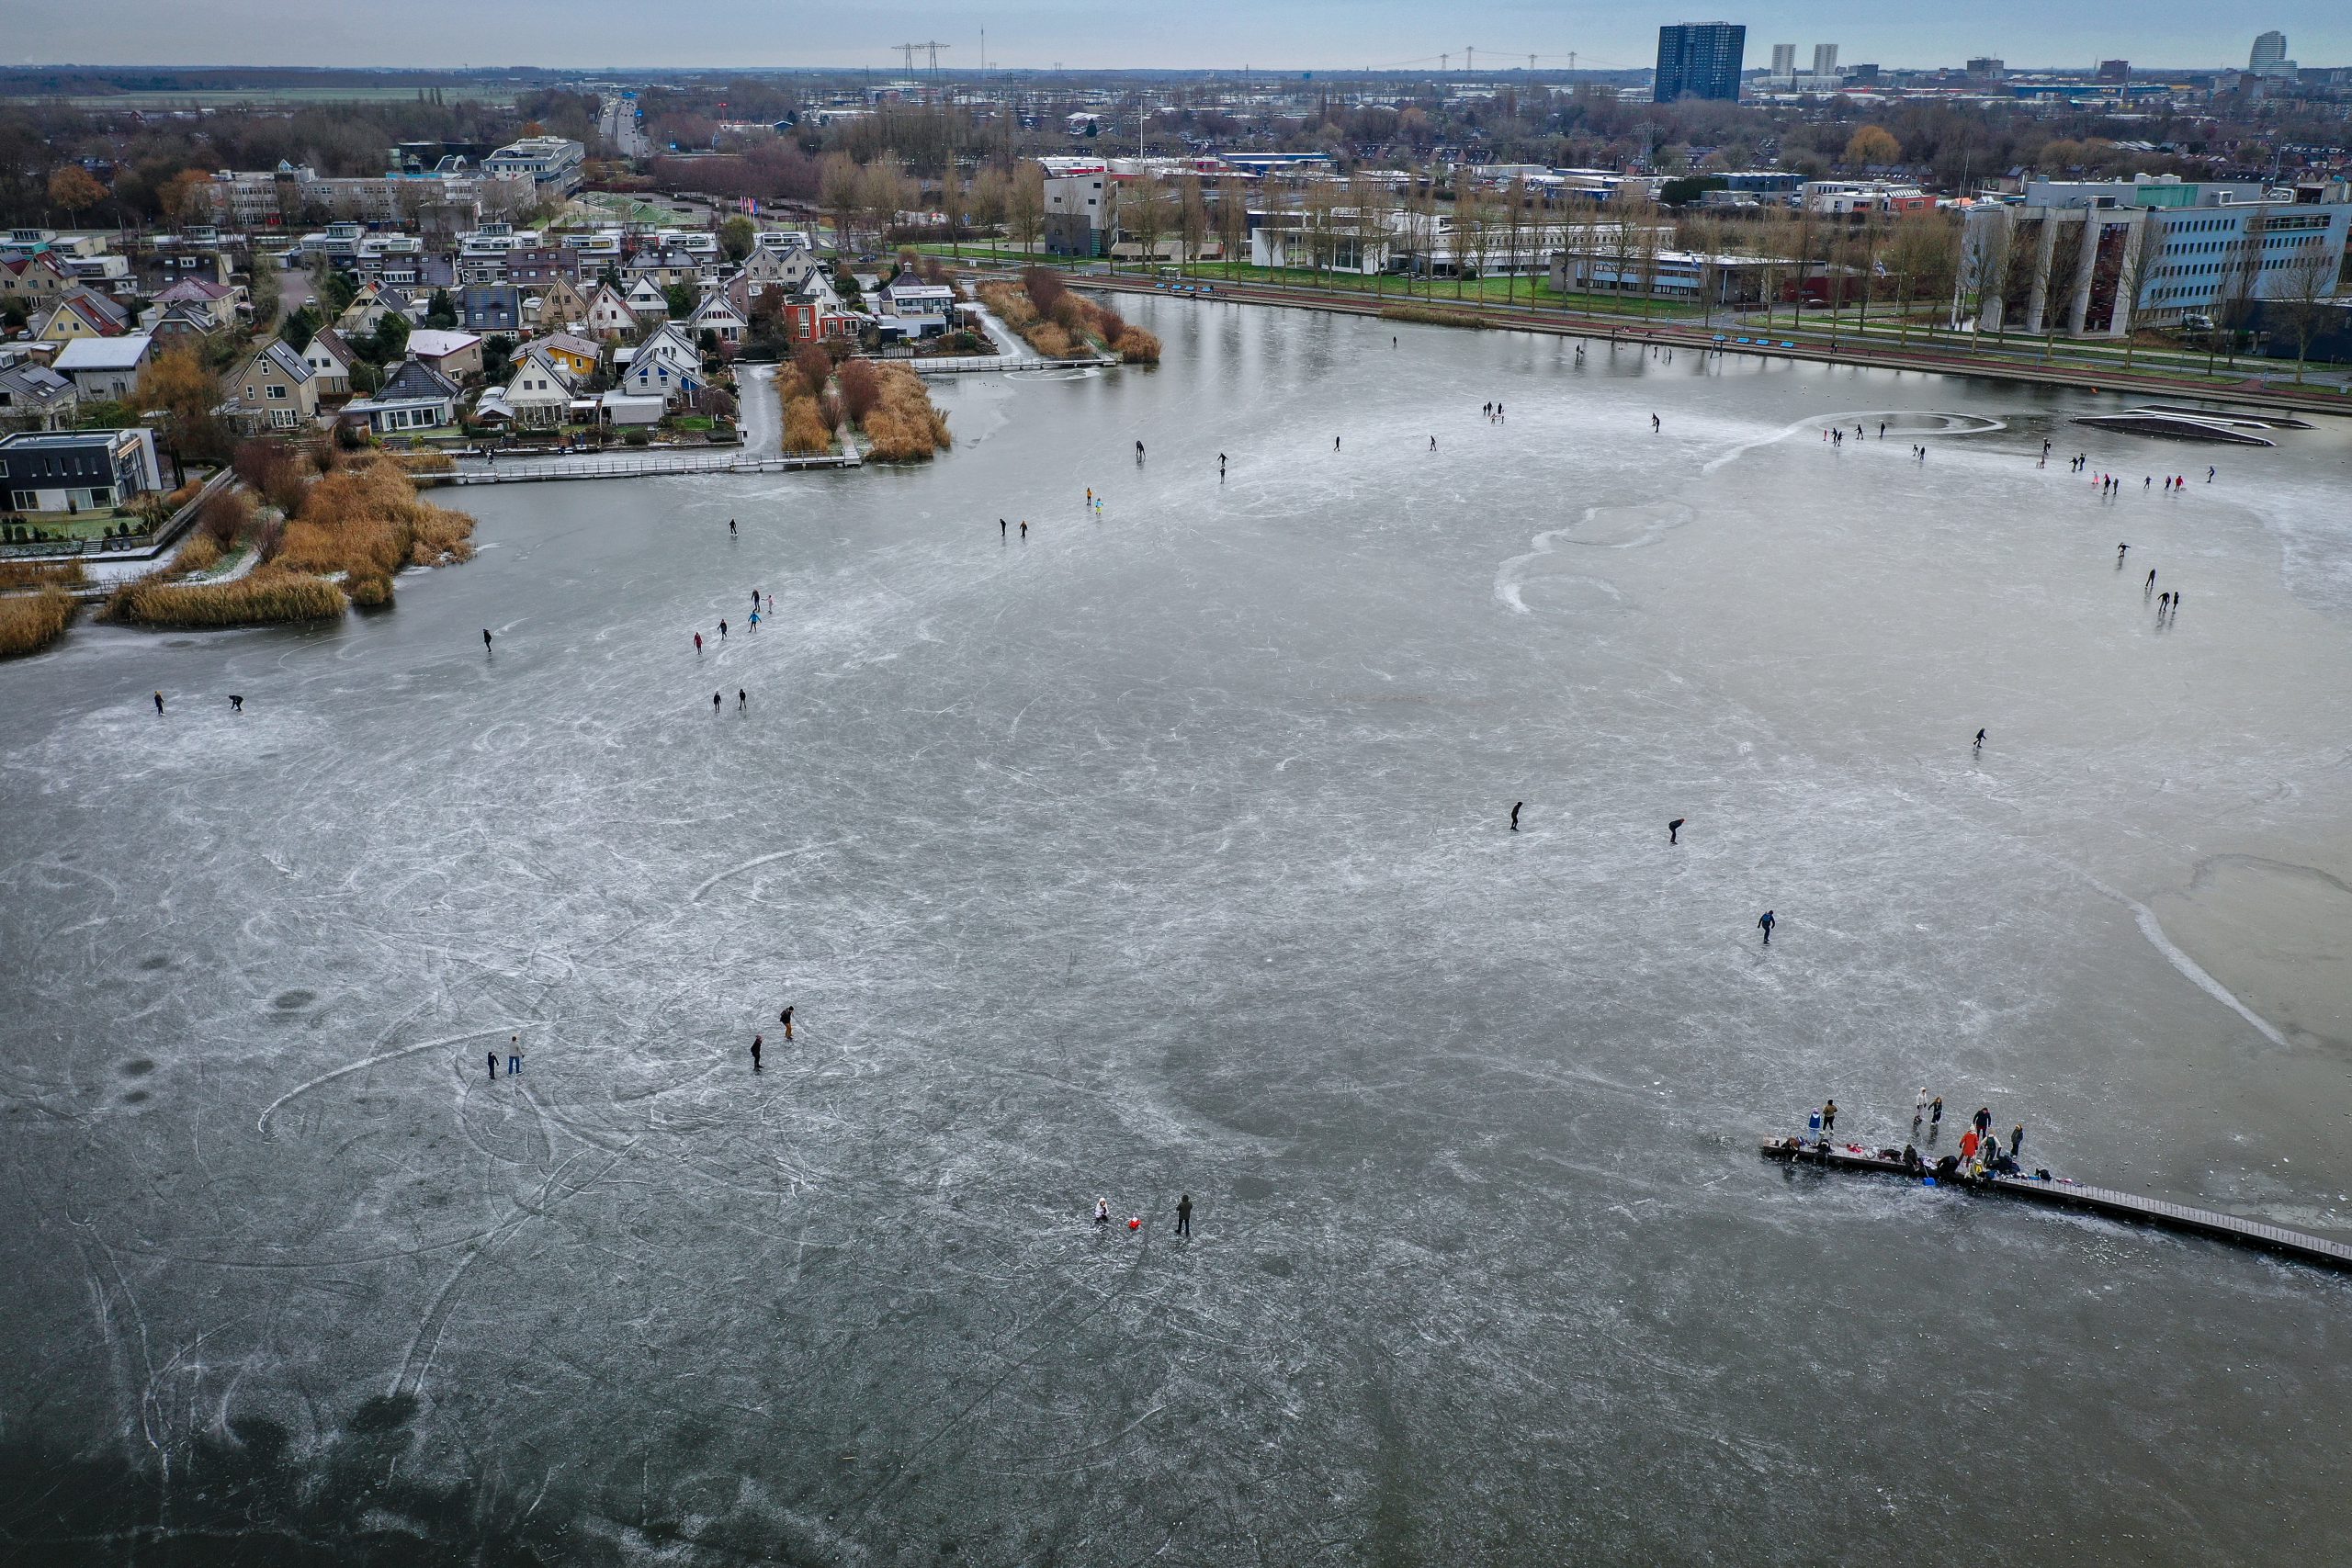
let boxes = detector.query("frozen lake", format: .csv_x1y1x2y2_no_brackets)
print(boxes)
5,298,2351,1563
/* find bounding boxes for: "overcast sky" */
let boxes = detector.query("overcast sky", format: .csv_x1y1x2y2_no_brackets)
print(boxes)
14,1,2349,74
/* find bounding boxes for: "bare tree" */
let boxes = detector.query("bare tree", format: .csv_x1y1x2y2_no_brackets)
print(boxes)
1179,176,1208,276
2271,232,2340,382
1005,162,1044,261
1217,175,1248,280
2217,211,2269,366
1500,176,1530,306
2117,217,2166,369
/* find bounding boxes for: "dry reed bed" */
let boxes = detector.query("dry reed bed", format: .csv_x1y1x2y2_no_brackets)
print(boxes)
109,570,347,628
0,588,77,658
837,359,951,461
980,272,1161,365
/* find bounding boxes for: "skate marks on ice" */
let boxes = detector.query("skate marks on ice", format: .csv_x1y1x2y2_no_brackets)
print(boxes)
1700,410,2004,476
1491,506,1681,614
258,1024,527,1135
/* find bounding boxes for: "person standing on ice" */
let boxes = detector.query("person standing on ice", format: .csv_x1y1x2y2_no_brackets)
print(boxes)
1094,1198,1111,1227
1914,1089,1930,1129
153,690,164,715
508,1034,523,1076
482,628,493,652
713,693,722,714
1175,1193,1193,1237
486,1050,498,1080
751,1033,763,1072
1668,817,1686,844
1510,801,1522,831
778,1005,794,1041
1757,909,1776,945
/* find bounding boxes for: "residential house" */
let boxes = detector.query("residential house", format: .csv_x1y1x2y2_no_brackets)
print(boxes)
518,331,600,381
687,292,747,348
506,245,581,289
337,280,417,338
51,334,154,400
33,288,133,345
473,347,577,431
340,357,461,434
230,340,320,432
876,276,958,339
0,360,78,431
616,322,705,407
736,239,821,300
624,247,701,292
147,302,223,351
458,285,525,334
0,428,162,513
404,328,483,381
151,276,241,331
583,282,638,340
300,327,358,399
531,276,591,333
0,253,74,317
779,273,862,344
623,275,673,321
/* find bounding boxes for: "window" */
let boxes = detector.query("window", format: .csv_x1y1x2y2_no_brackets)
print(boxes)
11,490,36,509
267,384,288,400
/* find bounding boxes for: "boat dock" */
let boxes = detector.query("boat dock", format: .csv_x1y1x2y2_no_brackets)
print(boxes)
447,451,860,485
1759,1138,2352,1273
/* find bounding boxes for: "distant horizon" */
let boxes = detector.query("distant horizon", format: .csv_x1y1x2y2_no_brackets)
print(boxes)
8,1,2349,77
4,58,2341,79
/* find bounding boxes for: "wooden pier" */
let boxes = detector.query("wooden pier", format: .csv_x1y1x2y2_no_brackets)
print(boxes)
447,451,860,485
1759,1138,2352,1273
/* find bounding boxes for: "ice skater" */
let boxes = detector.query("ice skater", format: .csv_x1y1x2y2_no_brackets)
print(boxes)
1000,517,1007,537
1822,1099,1838,1132
229,694,243,712
752,1032,763,1072
487,1051,498,1080
2158,592,2171,614
153,690,164,715
737,688,747,711
1930,1096,1944,1129
1914,1088,1930,1128
779,1004,794,1041
1668,817,1685,844
2118,543,2128,562
1218,453,1227,479
719,619,728,639
2144,569,2156,593
482,628,493,651
508,1034,523,1075
1651,413,1660,433
713,693,722,714
1333,436,1340,451
1175,1193,1193,1237
695,632,703,654
2009,1123,2024,1156
752,590,761,611
1020,521,1027,538
2207,466,2215,482
1430,435,1437,451
729,518,737,536
1094,1198,1111,1227
1136,440,1145,461
1973,728,1985,752
1758,909,1776,945
1510,801,1522,831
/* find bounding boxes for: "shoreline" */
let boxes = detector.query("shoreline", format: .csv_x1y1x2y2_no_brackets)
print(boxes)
1047,269,2352,421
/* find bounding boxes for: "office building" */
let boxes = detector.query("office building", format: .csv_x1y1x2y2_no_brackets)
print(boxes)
1770,44,1796,75
1965,57,2007,79
1654,22,1747,103
2248,31,2296,79
1964,175,2350,337
1812,44,1838,78
2096,60,2130,83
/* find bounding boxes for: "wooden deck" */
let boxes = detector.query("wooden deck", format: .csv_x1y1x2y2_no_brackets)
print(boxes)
447,451,860,485
1759,1138,2352,1273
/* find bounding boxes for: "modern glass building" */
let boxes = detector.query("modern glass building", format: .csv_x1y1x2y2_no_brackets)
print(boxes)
1654,23,1747,103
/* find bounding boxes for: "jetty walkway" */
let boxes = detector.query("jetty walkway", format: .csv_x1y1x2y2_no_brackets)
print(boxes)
447,450,858,486
1760,1138,2352,1273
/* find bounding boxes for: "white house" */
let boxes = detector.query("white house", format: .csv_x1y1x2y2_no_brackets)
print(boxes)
687,292,747,346
51,333,154,400
617,322,705,407
583,282,638,341
474,348,577,431
623,275,672,321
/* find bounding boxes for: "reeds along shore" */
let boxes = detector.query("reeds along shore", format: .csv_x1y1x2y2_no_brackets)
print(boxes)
104,445,477,629
0,587,77,658
979,271,1160,365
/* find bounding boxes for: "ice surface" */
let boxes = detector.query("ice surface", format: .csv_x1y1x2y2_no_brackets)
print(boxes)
4,299,2351,1563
